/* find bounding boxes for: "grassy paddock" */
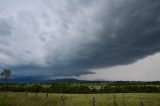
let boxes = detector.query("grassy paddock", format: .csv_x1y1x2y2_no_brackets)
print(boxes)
0,92,160,106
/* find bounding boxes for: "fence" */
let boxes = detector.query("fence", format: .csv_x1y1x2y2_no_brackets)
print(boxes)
57,95,144,106
34,93,144,106
2,92,146,106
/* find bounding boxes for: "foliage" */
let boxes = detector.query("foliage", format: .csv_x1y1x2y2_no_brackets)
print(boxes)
0,69,11,83
0,83,160,93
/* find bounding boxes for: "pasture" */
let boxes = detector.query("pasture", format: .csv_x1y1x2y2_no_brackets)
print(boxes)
0,92,160,106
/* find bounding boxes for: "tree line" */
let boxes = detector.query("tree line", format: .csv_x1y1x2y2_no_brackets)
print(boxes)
0,83,160,93
1,69,160,93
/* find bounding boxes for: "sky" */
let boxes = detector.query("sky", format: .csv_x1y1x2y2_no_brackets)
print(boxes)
0,0,160,81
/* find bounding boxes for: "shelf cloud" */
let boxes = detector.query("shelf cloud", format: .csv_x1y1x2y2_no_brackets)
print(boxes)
0,0,160,79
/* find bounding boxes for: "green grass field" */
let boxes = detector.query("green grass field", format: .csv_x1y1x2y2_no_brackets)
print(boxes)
0,92,160,106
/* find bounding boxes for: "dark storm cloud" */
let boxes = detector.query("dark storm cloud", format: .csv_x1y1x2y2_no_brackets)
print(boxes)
44,0,160,76
87,0,160,67
0,0,160,78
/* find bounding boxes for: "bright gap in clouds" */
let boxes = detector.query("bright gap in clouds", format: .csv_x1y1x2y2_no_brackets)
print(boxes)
78,53,160,81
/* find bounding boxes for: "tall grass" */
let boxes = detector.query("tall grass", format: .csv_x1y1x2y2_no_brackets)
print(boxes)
0,92,160,106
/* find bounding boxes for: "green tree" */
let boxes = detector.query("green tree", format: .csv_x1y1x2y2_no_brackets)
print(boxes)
0,69,11,84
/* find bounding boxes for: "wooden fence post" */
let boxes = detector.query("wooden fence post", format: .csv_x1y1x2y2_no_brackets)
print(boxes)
35,92,38,96
46,92,48,98
25,87,28,96
113,95,118,106
61,96,65,106
46,88,49,98
24,86,28,96
139,101,144,106
92,97,96,106
122,96,126,106
25,90,28,96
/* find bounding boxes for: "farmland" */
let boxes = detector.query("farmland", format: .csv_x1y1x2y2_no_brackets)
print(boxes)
0,92,160,106
0,81,160,106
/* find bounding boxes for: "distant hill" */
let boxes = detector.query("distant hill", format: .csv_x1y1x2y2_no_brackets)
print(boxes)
0,77,160,84
45,78,108,83
0,77,107,83
0,76,43,83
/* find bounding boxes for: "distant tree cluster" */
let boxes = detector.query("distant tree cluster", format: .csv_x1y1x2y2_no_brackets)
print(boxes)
0,83,160,93
0,83,91,93
102,85,160,93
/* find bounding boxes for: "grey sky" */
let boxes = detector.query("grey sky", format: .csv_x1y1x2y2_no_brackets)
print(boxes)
0,0,160,81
